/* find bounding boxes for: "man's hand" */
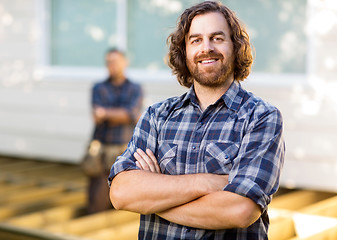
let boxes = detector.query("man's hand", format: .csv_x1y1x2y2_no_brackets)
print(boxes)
134,148,161,173
93,106,106,124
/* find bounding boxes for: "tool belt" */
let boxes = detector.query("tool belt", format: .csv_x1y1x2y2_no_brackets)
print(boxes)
81,140,127,177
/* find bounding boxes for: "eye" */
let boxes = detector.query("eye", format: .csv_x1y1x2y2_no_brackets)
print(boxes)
191,38,201,44
213,36,224,42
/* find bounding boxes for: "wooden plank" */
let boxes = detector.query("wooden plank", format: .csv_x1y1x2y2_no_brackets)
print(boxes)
269,216,296,240
269,190,335,210
13,170,87,189
0,160,83,178
23,166,86,180
84,220,139,240
0,191,86,220
299,195,337,217
0,185,65,205
6,203,86,229
269,210,337,240
6,163,61,175
0,161,40,172
288,214,337,240
0,223,86,240
0,180,38,194
0,160,86,191
46,210,139,235
294,226,337,240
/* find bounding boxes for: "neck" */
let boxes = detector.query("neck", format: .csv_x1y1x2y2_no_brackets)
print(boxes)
110,75,126,86
193,79,234,111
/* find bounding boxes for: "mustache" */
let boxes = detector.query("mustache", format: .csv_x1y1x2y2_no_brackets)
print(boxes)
194,52,224,63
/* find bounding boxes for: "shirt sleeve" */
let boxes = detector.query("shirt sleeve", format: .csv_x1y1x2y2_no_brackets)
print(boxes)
108,105,158,186
91,83,103,107
124,84,143,124
223,106,285,212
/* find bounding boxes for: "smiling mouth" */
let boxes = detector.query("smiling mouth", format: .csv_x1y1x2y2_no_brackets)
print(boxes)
199,59,218,64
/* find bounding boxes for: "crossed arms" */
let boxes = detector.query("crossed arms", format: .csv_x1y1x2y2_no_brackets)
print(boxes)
109,148,261,230
93,106,132,126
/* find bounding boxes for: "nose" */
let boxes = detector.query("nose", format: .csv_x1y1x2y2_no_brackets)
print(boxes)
201,39,214,53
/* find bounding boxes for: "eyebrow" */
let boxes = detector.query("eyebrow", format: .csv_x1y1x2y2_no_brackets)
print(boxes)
188,31,226,40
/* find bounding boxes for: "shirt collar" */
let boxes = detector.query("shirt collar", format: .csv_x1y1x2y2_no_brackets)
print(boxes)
174,81,243,112
174,86,199,110
221,80,243,112
104,77,129,86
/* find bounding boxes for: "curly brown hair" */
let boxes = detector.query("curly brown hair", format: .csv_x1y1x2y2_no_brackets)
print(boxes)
167,1,254,88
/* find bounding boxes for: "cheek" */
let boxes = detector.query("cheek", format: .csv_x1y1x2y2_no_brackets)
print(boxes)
186,52,197,67
185,46,195,61
186,52,196,70
219,48,234,62
224,44,234,57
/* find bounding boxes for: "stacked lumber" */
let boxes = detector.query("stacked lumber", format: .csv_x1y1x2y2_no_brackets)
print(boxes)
269,190,337,239
0,157,139,240
1,156,337,239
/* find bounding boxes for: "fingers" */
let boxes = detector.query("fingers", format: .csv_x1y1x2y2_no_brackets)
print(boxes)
93,107,106,124
135,160,142,169
134,151,151,171
146,149,161,173
134,149,159,173
134,148,161,173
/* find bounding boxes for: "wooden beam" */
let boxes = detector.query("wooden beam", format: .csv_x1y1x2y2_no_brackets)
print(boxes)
0,185,65,205
0,191,86,220
269,216,296,240
293,226,337,240
299,195,337,217
84,220,139,240
270,190,335,210
6,203,86,229
46,210,139,235
0,223,85,240
0,180,37,194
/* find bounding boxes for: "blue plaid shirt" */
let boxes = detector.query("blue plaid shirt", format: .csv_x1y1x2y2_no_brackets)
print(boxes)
109,81,285,240
92,78,143,144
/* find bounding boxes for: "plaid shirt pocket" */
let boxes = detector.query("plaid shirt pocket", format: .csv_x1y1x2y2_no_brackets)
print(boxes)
158,143,178,174
204,142,239,174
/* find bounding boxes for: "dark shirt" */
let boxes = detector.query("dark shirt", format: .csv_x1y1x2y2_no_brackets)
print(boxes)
92,78,143,144
109,81,285,239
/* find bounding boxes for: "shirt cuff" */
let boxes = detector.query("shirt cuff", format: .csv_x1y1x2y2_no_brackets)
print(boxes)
107,157,139,187
223,177,271,212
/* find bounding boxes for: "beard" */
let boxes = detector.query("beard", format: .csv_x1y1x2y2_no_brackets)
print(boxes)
187,51,234,88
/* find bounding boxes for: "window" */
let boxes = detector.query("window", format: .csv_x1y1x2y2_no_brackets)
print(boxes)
127,0,200,70
224,0,307,73
50,0,117,67
48,0,307,73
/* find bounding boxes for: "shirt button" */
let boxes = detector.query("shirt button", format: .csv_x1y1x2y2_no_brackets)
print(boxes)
192,146,196,150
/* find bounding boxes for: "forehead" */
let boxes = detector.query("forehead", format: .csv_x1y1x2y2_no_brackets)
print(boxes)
106,52,125,60
187,11,230,37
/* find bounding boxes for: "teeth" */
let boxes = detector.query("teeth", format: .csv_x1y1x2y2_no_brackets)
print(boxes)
201,59,216,64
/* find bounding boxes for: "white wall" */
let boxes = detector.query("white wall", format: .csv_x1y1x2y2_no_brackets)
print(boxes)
1,0,337,192
278,0,337,192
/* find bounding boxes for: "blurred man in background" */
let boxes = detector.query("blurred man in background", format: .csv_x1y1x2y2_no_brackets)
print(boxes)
87,48,143,214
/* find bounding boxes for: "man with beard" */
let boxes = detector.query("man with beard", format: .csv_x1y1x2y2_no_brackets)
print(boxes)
108,1,285,239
